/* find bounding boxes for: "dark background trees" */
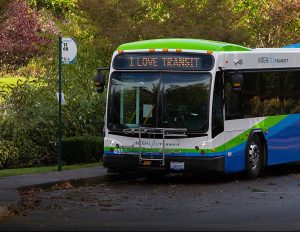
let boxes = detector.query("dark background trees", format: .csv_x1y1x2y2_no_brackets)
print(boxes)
78,0,299,50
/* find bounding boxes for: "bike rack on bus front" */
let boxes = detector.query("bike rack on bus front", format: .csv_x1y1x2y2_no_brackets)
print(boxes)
123,127,187,166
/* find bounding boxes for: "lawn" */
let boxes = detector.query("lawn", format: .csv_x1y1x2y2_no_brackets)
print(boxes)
0,162,101,177
0,76,43,103
0,77,27,102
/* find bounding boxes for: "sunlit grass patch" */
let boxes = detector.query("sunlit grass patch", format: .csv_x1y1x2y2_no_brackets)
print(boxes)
0,76,45,103
0,162,102,177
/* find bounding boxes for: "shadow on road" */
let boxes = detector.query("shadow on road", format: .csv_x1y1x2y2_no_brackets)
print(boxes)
265,163,300,177
111,163,300,186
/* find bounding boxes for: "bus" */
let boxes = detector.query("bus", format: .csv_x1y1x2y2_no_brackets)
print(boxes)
95,38,300,178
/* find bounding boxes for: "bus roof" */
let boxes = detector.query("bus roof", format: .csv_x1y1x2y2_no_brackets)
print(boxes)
117,38,251,52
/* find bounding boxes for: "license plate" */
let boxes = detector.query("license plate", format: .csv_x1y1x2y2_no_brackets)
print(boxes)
170,162,185,171
143,160,152,166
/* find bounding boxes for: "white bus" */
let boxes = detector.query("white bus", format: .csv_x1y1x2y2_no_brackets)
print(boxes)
95,38,300,178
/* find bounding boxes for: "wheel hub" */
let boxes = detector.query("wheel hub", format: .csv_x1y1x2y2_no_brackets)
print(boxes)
249,143,259,169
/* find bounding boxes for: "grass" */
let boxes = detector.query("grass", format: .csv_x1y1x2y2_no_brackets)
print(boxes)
0,76,27,92
0,76,44,103
0,162,102,178
0,77,27,103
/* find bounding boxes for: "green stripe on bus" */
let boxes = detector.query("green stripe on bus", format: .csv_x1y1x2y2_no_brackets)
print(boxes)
104,146,197,153
213,115,287,152
117,39,250,52
104,115,287,154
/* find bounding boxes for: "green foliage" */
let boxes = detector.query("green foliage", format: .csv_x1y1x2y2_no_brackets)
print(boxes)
0,77,24,102
0,140,19,169
78,0,246,50
1,80,58,168
79,0,299,49
62,136,103,164
0,3,105,169
27,0,77,16
231,0,300,47
0,77,41,95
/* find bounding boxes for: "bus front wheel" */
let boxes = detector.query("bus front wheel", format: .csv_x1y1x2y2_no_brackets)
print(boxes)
246,134,263,179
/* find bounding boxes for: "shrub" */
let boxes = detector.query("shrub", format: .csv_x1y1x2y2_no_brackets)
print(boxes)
0,140,19,169
16,139,45,167
0,2,105,169
0,79,58,168
62,136,103,164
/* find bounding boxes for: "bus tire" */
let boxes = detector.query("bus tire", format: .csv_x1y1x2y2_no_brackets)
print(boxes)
246,134,263,179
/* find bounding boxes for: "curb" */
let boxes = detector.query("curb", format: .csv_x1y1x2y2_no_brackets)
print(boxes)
0,171,141,219
17,174,109,192
0,166,108,219
17,172,141,192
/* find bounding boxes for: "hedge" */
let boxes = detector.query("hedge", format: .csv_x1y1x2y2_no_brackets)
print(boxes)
62,136,103,164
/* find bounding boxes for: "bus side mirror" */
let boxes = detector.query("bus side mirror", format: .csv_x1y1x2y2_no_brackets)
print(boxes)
94,68,108,93
230,73,243,91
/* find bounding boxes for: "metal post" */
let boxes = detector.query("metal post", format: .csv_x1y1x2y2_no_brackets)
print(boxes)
57,36,62,171
162,128,165,166
138,127,142,164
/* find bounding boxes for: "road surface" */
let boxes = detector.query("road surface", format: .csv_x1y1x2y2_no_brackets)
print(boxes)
1,165,300,231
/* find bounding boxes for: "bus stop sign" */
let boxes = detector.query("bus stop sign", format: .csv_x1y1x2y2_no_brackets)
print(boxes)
61,37,77,64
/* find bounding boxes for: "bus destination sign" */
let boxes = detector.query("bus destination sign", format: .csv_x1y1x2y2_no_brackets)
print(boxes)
113,53,214,71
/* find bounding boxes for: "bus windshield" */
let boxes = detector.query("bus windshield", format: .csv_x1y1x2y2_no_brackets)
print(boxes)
107,72,211,134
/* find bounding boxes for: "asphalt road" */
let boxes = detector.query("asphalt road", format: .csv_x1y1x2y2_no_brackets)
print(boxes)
2,165,300,231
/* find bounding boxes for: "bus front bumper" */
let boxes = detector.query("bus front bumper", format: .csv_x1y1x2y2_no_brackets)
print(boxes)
103,154,225,173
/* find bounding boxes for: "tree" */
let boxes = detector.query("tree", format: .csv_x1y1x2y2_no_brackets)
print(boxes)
0,0,12,17
0,2,105,168
27,0,77,17
0,0,51,71
78,0,247,55
232,0,300,47
78,0,299,49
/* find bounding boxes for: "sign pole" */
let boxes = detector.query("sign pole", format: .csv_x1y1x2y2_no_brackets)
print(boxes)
58,36,62,171
57,36,77,171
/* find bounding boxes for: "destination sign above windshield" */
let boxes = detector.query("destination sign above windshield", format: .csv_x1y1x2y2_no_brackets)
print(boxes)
113,53,214,71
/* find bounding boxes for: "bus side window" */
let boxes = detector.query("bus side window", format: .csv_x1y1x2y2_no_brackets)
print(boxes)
225,74,242,120
284,71,300,114
212,72,224,138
